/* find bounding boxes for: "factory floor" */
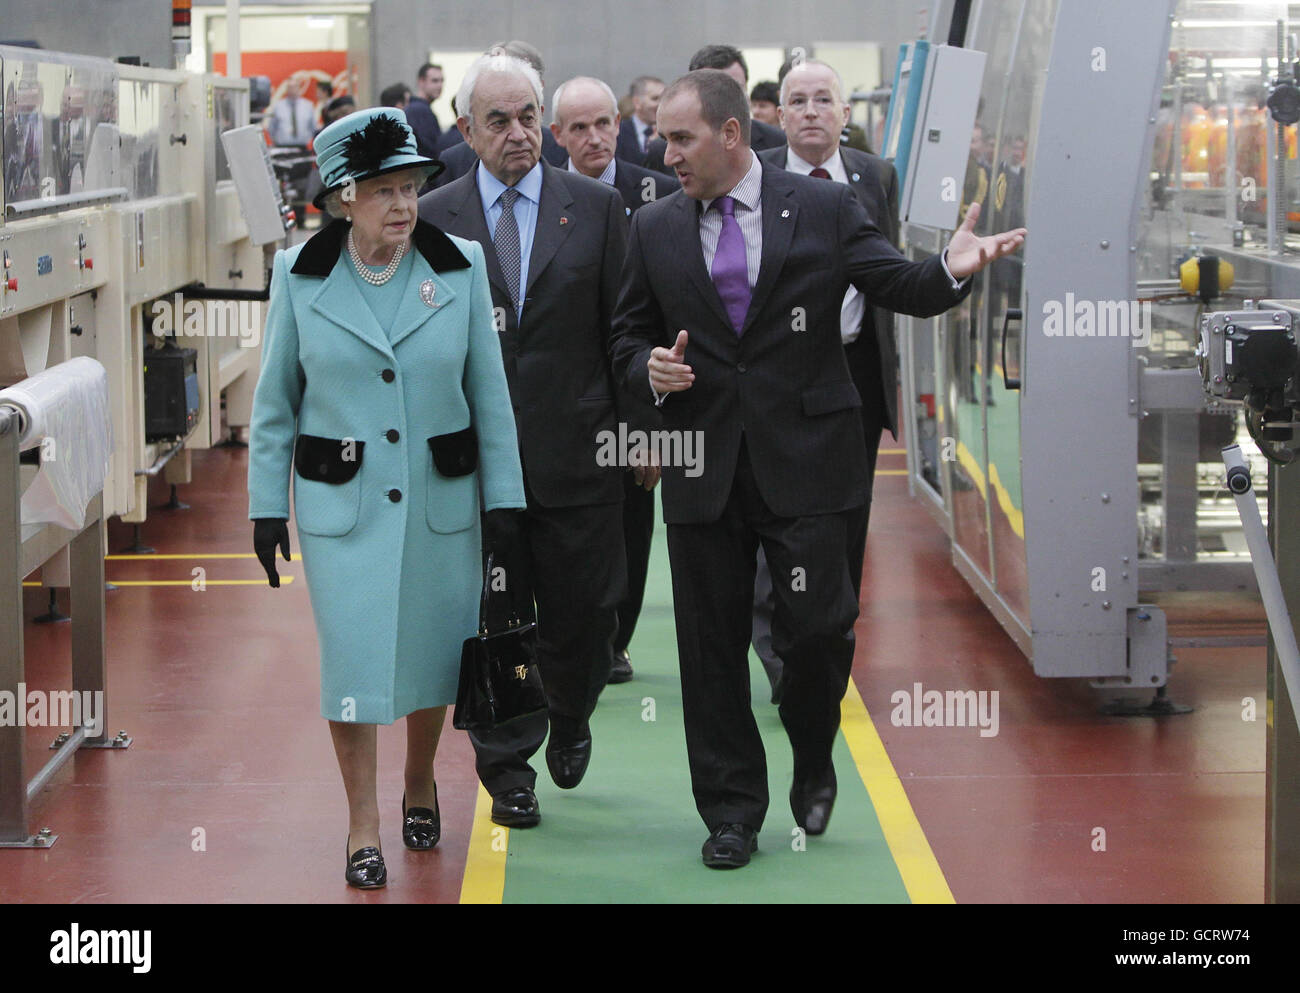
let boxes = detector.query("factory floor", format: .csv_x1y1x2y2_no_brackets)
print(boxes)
3,440,1266,903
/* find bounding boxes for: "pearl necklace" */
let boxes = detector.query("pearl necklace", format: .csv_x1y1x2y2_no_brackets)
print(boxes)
347,229,406,285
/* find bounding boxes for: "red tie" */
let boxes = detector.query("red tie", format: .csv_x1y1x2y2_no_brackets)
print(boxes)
810,167,831,179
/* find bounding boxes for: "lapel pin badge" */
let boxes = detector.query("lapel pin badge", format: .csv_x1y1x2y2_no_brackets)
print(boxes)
781,209,790,218
419,279,438,308
852,172,862,182
560,216,569,225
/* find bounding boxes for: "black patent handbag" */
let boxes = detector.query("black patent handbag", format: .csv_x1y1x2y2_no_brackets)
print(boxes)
453,552,547,732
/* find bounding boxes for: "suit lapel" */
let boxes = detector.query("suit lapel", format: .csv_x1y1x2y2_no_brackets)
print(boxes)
840,149,874,216
308,259,394,360
672,193,733,331
524,163,575,298
442,169,511,302
742,163,798,333
387,251,459,348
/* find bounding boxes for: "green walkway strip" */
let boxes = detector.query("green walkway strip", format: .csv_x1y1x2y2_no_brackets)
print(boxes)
498,501,914,904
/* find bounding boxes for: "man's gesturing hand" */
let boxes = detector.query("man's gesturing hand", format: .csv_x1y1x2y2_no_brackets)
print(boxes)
945,201,1026,280
649,330,694,395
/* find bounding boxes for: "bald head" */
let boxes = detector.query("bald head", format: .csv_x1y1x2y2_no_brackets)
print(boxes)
550,76,621,178
778,60,850,166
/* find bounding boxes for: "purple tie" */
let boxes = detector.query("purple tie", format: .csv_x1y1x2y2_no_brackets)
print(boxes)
711,196,750,334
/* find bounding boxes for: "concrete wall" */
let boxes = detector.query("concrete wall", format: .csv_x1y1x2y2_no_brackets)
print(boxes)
0,0,174,67
0,0,927,97
373,0,923,103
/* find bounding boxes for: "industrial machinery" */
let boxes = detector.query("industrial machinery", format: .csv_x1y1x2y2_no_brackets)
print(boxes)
0,44,285,543
893,0,1300,900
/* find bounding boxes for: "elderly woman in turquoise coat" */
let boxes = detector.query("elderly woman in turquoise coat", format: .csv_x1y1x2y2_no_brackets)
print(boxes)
247,108,525,889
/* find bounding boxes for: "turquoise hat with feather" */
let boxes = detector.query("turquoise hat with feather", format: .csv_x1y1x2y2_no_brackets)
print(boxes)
312,107,443,209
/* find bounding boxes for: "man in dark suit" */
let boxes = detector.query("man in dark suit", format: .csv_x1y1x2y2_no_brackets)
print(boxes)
610,70,1024,868
434,99,466,156
616,75,664,165
551,74,680,684
419,53,632,829
752,59,902,704
405,62,444,158
643,45,786,176
433,40,567,189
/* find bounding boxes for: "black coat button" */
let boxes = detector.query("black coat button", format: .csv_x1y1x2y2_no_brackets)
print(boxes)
738,363,747,373
388,489,402,502
381,368,395,382
386,429,399,443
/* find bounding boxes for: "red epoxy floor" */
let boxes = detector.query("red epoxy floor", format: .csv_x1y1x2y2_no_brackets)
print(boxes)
2,442,1265,902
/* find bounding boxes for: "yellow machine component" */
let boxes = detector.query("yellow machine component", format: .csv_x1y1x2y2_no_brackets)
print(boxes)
1180,255,1236,295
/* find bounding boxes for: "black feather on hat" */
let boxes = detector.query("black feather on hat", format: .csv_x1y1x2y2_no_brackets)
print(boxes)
342,115,409,176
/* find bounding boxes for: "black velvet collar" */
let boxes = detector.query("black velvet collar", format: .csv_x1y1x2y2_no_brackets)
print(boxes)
290,218,471,277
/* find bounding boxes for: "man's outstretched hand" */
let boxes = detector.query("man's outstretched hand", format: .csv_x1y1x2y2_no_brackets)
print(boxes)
945,201,1026,280
649,329,694,396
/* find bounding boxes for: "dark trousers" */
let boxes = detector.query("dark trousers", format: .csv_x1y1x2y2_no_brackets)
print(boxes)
666,438,866,831
614,472,655,654
752,414,883,689
469,476,626,795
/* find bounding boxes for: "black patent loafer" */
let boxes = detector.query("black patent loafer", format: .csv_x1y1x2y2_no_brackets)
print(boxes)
546,735,592,789
607,649,634,684
345,839,387,889
402,787,441,850
491,786,540,828
702,823,758,868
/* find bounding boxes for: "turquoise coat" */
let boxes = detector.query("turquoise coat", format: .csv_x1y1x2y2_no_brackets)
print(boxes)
248,220,526,724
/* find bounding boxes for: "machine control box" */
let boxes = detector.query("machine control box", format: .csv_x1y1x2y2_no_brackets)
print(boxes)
143,343,200,441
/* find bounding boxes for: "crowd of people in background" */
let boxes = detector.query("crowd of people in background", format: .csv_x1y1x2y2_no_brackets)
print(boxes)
259,40,880,215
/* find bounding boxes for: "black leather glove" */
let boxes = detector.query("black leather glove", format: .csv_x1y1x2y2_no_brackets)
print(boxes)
253,518,291,588
482,508,522,563
482,509,530,628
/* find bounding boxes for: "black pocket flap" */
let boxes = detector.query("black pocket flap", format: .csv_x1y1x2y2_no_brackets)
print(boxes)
801,381,863,416
295,434,364,483
429,426,478,477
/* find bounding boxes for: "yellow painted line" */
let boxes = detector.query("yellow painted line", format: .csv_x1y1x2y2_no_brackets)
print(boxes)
460,783,507,904
840,676,955,903
987,462,1025,539
875,469,908,476
955,440,988,497
29,578,298,587
878,448,906,455
954,441,1024,539
105,553,259,560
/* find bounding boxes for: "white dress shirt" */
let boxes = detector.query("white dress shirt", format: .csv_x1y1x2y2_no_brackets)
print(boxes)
567,156,617,186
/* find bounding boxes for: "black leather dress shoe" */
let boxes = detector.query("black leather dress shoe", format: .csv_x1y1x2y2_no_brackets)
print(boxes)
402,787,440,849
546,735,592,789
790,766,837,836
608,649,634,684
491,786,540,828
702,823,758,868
345,838,387,888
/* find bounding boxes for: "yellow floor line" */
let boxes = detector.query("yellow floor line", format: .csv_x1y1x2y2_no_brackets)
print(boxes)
840,677,955,904
875,469,907,476
105,553,259,560
460,784,507,903
23,578,297,587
